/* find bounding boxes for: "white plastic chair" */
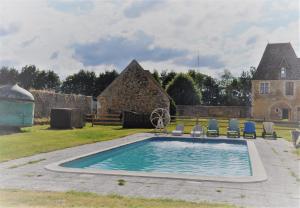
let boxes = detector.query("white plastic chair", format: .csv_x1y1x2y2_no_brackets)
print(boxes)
172,124,184,136
191,124,203,137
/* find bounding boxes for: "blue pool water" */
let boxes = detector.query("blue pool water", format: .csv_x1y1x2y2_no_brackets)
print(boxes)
63,138,252,177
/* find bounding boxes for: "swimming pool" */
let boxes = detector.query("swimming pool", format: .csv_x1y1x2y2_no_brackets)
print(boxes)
63,138,251,177
47,135,267,182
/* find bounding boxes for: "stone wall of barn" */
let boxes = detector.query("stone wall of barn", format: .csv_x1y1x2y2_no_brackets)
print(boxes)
30,90,93,118
177,105,251,118
97,67,170,116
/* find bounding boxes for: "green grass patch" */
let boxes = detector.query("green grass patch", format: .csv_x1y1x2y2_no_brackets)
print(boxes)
0,119,296,162
0,124,147,162
117,179,126,186
288,168,300,183
270,147,278,155
0,189,236,208
294,149,300,156
216,189,222,193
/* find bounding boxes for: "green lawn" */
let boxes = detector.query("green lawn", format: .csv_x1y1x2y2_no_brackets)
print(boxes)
0,189,236,208
0,119,297,162
0,120,297,208
0,124,147,162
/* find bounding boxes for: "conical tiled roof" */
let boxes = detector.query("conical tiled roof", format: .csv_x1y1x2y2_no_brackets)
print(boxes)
253,43,300,80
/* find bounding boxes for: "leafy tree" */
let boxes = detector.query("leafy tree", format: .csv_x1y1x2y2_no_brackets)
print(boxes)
188,69,207,90
17,65,61,91
237,67,256,106
219,69,234,90
44,70,61,91
215,68,256,106
33,70,47,89
0,67,19,85
169,98,177,116
160,70,176,89
166,73,201,105
18,65,39,89
221,77,241,105
217,69,238,105
202,76,220,105
61,70,97,96
151,70,161,84
33,70,60,91
95,70,119,97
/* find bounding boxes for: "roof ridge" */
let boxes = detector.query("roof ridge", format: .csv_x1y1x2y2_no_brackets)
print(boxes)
98,60,171,99
267,42,291,45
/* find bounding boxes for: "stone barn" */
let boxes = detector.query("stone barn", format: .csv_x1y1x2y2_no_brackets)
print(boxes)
252,43,300,121
97,60,170,117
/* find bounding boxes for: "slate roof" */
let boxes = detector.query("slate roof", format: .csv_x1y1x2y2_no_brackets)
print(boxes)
253,43,300,80
0,84,34,102
98,60,170,99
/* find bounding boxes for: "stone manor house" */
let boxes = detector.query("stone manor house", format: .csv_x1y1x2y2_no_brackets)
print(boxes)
252,43,300,122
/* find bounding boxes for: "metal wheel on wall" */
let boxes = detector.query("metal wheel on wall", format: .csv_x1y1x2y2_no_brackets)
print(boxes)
150,108,170,133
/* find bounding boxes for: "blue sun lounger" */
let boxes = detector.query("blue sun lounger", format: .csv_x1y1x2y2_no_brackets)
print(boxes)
243,121,256,139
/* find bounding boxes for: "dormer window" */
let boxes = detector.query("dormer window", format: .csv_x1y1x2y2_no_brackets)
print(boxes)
280,67,286,78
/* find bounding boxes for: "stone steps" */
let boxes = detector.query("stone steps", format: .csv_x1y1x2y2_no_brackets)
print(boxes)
92,121,121,125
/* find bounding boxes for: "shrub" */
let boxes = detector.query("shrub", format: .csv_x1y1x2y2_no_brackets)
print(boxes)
166,73,201,105
169,98,177,117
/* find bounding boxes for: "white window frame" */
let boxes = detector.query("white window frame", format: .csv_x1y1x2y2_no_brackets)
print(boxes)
260,82,270,94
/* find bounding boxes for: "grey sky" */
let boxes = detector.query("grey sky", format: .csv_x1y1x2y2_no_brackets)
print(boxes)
0,0,299,78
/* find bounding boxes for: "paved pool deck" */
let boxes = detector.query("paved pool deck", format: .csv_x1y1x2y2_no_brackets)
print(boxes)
0,133,299,208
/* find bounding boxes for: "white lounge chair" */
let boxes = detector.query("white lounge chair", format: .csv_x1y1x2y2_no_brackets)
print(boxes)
172,124,184,136
262,122,276,139
191,124,203,137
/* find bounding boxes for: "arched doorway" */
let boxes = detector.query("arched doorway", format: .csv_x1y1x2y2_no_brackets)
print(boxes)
270,102,292,121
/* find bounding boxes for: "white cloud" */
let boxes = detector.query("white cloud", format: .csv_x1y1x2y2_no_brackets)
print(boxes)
0,0,298,79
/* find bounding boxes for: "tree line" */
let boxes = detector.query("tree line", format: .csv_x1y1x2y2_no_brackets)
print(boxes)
0,65,255,106
152,67,255,106
0,65,118,97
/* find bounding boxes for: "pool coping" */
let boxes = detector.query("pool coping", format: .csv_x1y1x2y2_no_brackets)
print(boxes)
45,135,268,183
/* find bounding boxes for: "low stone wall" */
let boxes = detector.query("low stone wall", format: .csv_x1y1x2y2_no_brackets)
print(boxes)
31,90,92,118
176,105,251,118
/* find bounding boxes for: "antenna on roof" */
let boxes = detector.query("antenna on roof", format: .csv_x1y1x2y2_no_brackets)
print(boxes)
197,49,200,72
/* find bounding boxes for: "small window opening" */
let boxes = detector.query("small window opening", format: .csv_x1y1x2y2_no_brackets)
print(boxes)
280,67,286,78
